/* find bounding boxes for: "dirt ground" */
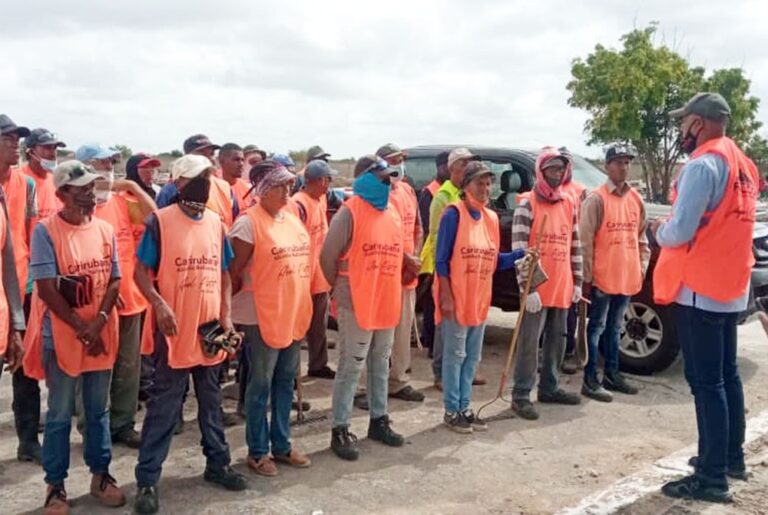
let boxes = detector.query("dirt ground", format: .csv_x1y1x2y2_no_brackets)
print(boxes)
1,308,767,514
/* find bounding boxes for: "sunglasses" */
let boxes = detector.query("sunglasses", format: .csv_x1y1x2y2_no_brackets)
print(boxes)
364,159,398,177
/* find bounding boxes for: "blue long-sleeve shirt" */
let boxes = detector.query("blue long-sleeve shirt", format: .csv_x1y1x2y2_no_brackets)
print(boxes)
435,205,524,278
656,152,749,313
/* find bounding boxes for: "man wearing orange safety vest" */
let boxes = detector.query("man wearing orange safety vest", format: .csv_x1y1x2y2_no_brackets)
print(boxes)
219,143,254,213
579,144,650,403
133,155,246,514
321,155,417,461
651,93,759,503
511,147,583,421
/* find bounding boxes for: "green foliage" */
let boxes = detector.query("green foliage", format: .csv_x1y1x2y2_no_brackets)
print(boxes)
113,144,132,160
289,149,308,166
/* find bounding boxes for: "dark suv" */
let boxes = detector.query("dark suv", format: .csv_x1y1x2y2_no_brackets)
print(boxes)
405,145,768,375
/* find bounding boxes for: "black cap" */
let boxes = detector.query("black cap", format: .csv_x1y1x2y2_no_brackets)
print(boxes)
0,114,31,138
669,92,732,121
183,134,220,154
605,143,636,163
26,128,66,148
307,145,331,161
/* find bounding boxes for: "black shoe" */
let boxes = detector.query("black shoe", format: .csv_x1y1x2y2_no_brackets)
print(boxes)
203,465,247,491
353,393,369,411
661,475,732,503
134,486,159,514
462,409,488,432
173,413,184,435
331,426,359,461
389,385,425,402
538,389,581,405
222,411,241,427
112,428,141,449
603,371,639,395
581,376,613,403
292,400,311,412
307,366,336,379
512,400,540,420
368,415,405,447
688,456,749,481
17,443,42,464
444,411,473,434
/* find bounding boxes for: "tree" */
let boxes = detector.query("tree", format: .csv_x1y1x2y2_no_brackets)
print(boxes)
289,149,308,166
114,144,132,160
567,25,764,202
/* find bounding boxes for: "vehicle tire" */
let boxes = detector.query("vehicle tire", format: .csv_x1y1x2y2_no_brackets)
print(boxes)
619,293,680,375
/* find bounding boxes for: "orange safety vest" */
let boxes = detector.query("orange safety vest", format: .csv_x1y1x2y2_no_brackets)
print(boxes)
653,137,759,304
231,178,254,214
339,196,403,330
562,181,587,211
3,169,30,298
247,205,312,348
23,215,119,379
0,205,9,354
207,176,234,228
23,165,61,228
528,193,575,308
95,195,149,316
389,181,419,289
592,184,643,296
426,180,440,198
292,191,331,294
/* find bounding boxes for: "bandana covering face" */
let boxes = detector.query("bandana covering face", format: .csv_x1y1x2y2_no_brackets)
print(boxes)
254,165,295,197
533,146,570,203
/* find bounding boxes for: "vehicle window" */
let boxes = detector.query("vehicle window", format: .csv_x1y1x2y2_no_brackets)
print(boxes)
570,155,607,190
405,157,503,197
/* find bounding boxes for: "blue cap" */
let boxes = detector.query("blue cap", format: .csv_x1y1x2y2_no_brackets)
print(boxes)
75,143,119,162
305,160,338,180
272,154,295,167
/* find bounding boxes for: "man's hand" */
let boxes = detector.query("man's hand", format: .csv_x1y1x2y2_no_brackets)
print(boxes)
154,299,178,336
220,317,234,335
3,332,24,373
78,318,108,356
439,292,455,322
403,254,421,275
649,218,664,238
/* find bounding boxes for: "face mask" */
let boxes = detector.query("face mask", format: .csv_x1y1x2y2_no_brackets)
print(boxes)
679,124,703,155
179,175,211,212
353,172,391,211
391,163,405,183
94,172,114,204
31,152,57,172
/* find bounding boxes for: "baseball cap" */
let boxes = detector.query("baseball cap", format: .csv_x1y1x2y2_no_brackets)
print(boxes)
305,160,339,181
605,143,636,163
137,155,162,169
435,151,450,167
447,148,480,169
375,143,406,160
183,134,220,154
461,161,494,188
26,128,66,148
354,155,396,178
171,154,214,181
243,144,267,159
669,92,732,121
75,143,119,162
541,156,568,170
307,145,330,161
52,160,105,190
272,154,295,168
0,114,30,137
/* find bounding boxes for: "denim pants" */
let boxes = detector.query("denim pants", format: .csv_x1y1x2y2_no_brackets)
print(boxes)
585,288,630,379
512,307,567,401
676,304,745,487
432,324,444,381
42,348,112,486
331,307,394,427
441,318,485,413
240,324,299,459
135,330,231,487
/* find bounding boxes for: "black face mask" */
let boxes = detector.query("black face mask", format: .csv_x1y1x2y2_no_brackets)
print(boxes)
679,123,703,155
178,176,211,212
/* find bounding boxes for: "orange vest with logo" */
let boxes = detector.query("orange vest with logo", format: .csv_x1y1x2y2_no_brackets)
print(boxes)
292,191,331,294
95,195,148,316
231,178,254,214
23,165,61,228
339,196,403,330
653,137,758,304
389,181,419,289
247,205,313,348
562,181,587,211
0,206,9,354
3,169,30,298
207,177,234,229
592,185,643,296
528,194,575,308
146,205,226,368
23,216,119,379
426,180,440,198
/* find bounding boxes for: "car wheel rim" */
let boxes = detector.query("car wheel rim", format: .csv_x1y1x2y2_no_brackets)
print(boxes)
620,302,663,359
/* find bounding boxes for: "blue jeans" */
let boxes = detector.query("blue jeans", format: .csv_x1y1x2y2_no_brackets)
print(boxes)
586,288,630,379
331,307,394,427
676,304,745,487
42,349,112,486
441,318,485,413
240,324,299,458
135,330,231,487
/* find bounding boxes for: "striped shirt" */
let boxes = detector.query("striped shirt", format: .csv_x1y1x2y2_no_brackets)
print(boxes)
511,196,583,292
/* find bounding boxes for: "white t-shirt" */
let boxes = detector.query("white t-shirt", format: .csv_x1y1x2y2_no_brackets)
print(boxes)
228,215,258,325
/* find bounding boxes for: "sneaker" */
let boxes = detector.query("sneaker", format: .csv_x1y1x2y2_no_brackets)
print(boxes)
203,465,248,491
688,456,749,481
581,376,613,403
44,484,69,515
368,415,405,447
17,443,42,464
173,413,184,435
90,473,126,507
661,475,732,503
603,371,639,395
331,426,359,461
274,449,312,468
444,411,473,434
462,409,488,432
307,366,336,379
112,427,142,448
538,389,581,405
512,400,540,420
389,385,425,402
353,393,369,411
134,486,159,515
222,411,241,427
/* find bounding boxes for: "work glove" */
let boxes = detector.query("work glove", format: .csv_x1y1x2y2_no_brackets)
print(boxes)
525,292,543,314
572,286,583,305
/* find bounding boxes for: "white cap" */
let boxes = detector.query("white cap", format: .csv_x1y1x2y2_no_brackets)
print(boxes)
52,160,105,190
447,147,479,169
171,154,213,181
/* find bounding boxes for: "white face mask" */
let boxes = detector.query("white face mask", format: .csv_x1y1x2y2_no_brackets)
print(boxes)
391,163,405,182
32,153,57,172
94,171,114,204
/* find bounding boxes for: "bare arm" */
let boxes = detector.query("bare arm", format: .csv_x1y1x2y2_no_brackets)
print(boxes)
114,180,157,218
220,270,233,332
229,237,254,295
135,262,178,336
37,279,87,332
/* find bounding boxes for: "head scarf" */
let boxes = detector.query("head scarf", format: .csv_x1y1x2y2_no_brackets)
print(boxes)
247,158,295,198
559,146,575,186
125,154,157,200
533,146,570,203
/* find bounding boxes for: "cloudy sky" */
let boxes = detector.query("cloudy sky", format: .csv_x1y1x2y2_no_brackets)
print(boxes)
2,0,766,160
